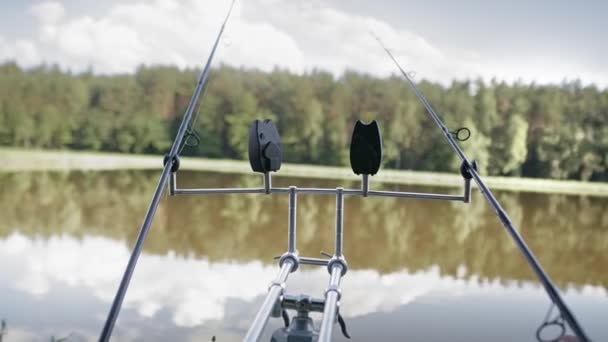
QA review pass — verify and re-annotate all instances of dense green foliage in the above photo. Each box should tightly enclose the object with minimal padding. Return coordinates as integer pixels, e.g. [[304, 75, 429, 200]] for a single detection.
[[1, 62, 607, 181]]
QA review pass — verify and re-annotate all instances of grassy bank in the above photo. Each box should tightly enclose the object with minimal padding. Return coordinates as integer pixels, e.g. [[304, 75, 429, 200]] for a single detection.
[[2, 148, 608, 197]]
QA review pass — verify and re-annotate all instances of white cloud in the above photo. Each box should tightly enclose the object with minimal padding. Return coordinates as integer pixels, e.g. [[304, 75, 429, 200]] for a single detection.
[[0, 37, 40, 66], [0, 0, 606, 85], [29, 1, 66, 25]]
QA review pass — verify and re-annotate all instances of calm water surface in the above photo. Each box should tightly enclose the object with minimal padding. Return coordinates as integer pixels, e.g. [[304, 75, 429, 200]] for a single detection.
[[0, 170, 606, 341]]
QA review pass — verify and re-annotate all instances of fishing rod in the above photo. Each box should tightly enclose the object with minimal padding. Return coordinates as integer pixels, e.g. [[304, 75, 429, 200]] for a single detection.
[[98, 1, 236, 340], [372, 34, 591, 342]]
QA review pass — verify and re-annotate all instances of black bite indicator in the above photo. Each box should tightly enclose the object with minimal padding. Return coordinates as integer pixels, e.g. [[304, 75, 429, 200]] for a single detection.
[[349, 120, 383, 175], [248, 119, 283, 173]]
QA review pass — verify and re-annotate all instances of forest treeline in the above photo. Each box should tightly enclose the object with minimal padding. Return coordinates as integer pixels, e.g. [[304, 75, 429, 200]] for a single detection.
[[1, 62, 607, 181]]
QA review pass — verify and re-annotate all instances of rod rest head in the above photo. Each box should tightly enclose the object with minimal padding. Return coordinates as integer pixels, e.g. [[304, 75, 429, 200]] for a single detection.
[[163, 154, 180, 173], [249, 119, 282, 173], [460, 159, 478, 180]]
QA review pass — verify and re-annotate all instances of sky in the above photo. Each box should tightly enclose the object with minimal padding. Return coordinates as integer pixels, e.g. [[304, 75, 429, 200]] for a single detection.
[[0, 0, 606, 86]]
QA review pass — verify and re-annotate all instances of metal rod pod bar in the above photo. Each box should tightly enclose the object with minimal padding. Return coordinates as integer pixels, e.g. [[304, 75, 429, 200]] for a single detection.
[[243, 260, 295, 341], [173, 185, 467, 201], [174, 188, 266, 195], [366, 189, 463, 201], [318, 264, 344, 342], [299, 257, 330, 266]]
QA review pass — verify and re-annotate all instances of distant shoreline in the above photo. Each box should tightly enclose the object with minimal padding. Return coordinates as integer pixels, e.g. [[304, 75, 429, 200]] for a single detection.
[[2, 148, 608, 197]]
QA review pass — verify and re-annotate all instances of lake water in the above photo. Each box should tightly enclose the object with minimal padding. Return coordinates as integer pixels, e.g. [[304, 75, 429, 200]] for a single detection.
[[0, 170, 606, 341]]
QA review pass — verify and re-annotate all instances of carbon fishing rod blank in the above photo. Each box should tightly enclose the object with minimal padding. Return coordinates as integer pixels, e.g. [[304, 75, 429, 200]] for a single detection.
[[98, 1, 237, 340]]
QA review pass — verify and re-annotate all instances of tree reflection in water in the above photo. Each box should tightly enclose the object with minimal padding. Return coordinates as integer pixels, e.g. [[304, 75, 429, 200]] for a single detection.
[[0, 170, 606, 289]]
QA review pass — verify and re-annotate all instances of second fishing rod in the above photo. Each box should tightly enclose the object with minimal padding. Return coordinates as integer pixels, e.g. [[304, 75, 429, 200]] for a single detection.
[[98, 1, 237, 340], [372, 34, 590, 342]]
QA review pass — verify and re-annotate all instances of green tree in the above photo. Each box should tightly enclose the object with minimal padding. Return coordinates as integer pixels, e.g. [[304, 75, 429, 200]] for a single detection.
[[1, 62, 607, 181]]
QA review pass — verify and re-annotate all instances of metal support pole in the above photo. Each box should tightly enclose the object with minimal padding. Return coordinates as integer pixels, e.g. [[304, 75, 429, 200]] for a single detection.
[[244, 260, 294, 342], [317, 187, 347, 341], [361, 174, 369, 197], [264, 172, 272, 194], [288, 186, 297, 254], [169, 172, 176, 196], [318, 264, 343, 342], [335, 188, 344, 257], [463, 178, 471, 203]]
